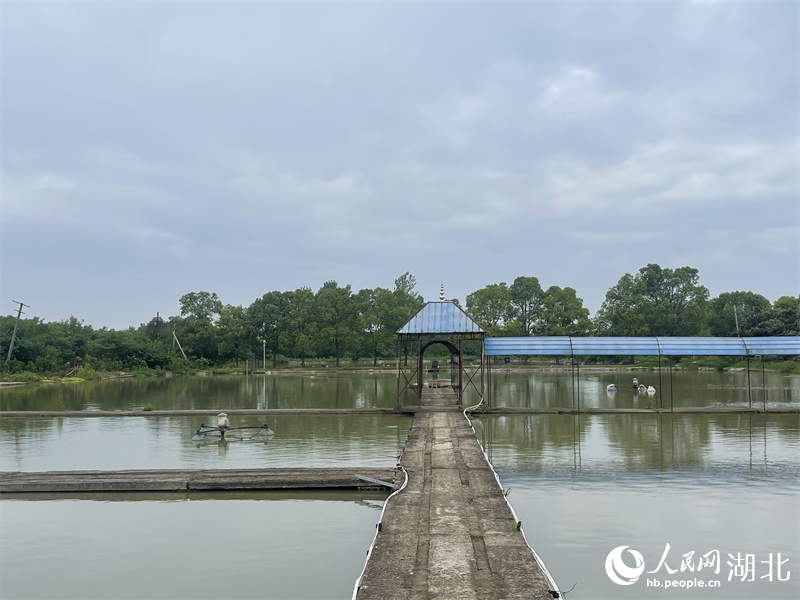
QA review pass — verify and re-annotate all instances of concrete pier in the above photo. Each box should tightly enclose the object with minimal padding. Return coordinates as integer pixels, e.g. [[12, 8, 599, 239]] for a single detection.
[[355, 388, 555, 600], [0, 468, 397, 494]]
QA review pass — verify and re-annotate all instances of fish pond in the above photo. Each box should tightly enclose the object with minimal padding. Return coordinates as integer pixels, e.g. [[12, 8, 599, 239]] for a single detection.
[[1, 370, 797, 599]]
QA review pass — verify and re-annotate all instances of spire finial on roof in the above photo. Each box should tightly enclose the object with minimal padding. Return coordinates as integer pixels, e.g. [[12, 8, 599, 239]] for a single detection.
[[439, 283, 445, 301]]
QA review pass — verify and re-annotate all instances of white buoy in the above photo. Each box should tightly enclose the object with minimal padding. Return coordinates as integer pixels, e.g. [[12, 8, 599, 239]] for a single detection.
[[606, 384, 617, 392], [647, 385, 656, 395], [217, 413, 230, 428]]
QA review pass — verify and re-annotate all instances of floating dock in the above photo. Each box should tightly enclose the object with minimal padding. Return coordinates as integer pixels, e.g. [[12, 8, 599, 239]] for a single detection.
[[354, 388, 556, 599], [0, 468, 397, 494]]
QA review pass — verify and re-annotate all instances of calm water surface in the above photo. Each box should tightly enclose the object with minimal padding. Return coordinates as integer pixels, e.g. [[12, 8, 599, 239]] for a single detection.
[[2, 491, 383, 599], [472, 413, 799, 600], [0, 414, 410, 471], [1, 371, 798, 600], [2, 369, 796, 412]]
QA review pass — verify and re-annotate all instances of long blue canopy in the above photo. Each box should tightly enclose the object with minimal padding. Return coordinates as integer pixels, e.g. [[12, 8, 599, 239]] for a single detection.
[[484, 336, 800, 356]]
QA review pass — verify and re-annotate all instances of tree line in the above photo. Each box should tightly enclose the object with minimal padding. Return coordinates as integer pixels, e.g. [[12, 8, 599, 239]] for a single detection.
[[2, 265, 798, 376]]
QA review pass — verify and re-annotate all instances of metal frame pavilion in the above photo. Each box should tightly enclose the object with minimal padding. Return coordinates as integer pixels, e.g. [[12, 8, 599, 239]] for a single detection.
[[484, 335, 800, 410], [396, 302, 486, 409]]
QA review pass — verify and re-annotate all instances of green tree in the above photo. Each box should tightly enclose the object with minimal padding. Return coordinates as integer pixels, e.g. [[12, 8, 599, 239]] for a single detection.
[[541, 286, 591, 335], [356, 287, 397, 366], [595, 264, 709, 336], [390, 273, 426, 366], [316, 284, 357, 367], [286, 287, 317, 367], [248, 291, 291, 368], [466, 283, 511, 336], [179, 291, 223, 360], [392, 272, 425, 320], [216, 304, 249, 367], [742, 296, 800, 336], [709, 291, 771, 337], [509, 276, 544, 335]]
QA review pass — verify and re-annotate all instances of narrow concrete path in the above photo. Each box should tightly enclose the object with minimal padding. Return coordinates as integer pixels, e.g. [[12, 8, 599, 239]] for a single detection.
[[355, 389, 555, 600], [0, 468, 396, 494]]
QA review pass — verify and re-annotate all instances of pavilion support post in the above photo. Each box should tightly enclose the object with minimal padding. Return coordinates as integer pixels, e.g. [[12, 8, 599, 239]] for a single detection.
[[458, 339, 464, 405], [480, 339, 485, 407], [417, 339, 423, 405], [395, 339, 401, 411]]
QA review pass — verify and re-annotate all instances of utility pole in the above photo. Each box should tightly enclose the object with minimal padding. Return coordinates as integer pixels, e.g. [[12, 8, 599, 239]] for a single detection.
[[172, 329, 187, 359], [5, 300, 29, 371]]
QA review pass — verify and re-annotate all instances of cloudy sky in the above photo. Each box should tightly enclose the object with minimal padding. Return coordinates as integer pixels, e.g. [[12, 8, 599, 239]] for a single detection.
[[2, 2, 797, 329]]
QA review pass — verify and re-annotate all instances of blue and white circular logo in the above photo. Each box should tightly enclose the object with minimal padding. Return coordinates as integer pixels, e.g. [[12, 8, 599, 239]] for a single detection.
[[605, 545, 645, 585]]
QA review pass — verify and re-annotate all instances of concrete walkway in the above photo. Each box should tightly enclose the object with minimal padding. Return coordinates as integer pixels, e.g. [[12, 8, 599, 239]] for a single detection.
[[355, 389, 555, 600], [0, 468, 397, 494]]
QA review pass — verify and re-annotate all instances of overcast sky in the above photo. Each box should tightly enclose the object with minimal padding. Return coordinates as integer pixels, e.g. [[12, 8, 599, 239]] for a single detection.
[[2, 2, 798, 330]]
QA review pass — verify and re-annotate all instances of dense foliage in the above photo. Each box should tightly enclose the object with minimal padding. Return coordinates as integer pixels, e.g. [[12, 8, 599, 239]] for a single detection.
[[2, 265, 798, 375]]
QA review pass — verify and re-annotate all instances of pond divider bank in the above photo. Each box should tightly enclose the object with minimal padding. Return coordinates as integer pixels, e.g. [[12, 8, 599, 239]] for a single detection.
[[354, 388, 557, 600], [0, 468, 398, 494], [0, 405, 795, 418]]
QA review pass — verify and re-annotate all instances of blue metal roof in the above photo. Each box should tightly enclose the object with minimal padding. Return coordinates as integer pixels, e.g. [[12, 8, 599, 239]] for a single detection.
[[570, 337, 660, 356], [484, 336, 800, 356], [484, 336, 572, 355], [656, 337, 747, 356], [742, 337, 800, 355], [398, 302, 485, 335]]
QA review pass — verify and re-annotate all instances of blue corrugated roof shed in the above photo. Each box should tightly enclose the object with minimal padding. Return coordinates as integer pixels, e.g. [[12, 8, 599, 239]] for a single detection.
[[743, 337, 800, 355], [570, 337, 660, 355], [485, 336, 800, 356], [398, 302, 484, 335]]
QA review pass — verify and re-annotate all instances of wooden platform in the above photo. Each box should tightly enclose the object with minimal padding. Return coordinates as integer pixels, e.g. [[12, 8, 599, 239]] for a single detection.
[[0, 468, 398, 494], [354, 389, 555, 600]]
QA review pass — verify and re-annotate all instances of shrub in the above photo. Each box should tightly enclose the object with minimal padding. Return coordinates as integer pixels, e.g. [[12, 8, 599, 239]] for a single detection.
[[9, 371, 42, 383], [76, 367, 100, 380]]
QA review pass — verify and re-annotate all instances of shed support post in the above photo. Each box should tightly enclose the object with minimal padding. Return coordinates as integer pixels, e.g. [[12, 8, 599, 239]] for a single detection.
[[746, 355, 752, 408]]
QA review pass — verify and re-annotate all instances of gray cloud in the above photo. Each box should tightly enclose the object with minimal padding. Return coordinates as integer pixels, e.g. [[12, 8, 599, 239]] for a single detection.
[[2, 2, 797, 328]]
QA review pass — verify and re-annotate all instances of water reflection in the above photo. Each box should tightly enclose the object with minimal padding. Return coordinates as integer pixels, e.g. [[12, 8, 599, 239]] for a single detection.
[[472, 413, 799, 599], [0, 372, 401, 412], [3, 370, 797, 412], [0, 414, 411, 472], [1, 492, 386, 599], [478, 369, 799, 409], [473, 413, 799, 482]]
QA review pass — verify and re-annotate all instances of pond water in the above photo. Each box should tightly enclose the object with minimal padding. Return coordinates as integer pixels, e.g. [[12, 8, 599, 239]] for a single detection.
[[1, 491, 383, 599], [471, 413, 799, 599], [1, 370, 797, 599], [1, 368, 795, 412], [0, 414, 410, 472]]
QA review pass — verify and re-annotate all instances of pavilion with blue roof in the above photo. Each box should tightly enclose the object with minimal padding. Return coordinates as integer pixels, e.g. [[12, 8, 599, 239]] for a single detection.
[[396, 301, 485, 408]]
